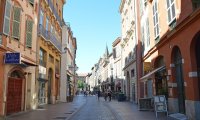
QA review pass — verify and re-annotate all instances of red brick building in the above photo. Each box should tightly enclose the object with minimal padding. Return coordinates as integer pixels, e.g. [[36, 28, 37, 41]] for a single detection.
[[136, 0, 200, 119], [0, 0, 7, 117]]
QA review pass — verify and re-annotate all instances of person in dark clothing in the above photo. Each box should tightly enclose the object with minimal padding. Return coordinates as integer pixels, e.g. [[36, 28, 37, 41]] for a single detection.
[[104, 91, 108, 101], [97, 90, 101, 101], [108, 90, 112, 101]]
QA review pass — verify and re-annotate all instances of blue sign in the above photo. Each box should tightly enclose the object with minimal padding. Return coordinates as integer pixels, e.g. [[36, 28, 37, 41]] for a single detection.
[[4, 53, 21, 64]]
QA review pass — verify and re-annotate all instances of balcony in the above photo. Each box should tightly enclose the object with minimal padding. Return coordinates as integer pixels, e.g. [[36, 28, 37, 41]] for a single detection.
[[39, 24, 61, 52], [48, 0, 63, 26], [38, 24, 49, 40], [49, 32, 62, 52]]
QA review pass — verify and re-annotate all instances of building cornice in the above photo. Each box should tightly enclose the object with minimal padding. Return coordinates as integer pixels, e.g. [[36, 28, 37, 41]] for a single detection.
[[112, 37, 121, 47]]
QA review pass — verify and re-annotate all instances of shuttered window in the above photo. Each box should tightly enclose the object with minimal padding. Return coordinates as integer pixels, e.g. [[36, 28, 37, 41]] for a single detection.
[[0, 34, 2, 45], [26, 20, 33, 48], [3, 0, 12, 35], [12, 6, 21, 39], [29, 0, 34, 6]]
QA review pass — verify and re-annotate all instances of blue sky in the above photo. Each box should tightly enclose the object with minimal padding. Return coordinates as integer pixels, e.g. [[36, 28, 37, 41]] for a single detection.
[[63, 0, 121, 73]]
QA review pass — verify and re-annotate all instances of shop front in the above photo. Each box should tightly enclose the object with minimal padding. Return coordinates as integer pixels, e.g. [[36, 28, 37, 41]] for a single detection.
[[4, 53, 37, 115]]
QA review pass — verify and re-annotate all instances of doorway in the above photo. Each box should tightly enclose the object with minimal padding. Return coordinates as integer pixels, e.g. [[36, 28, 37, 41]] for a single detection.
[[7, 70, 23, 115], [196, 38, 200, 99], [48, 68, 53, 104], [173, 47, 185, 113], [127, 72, 130, 100]]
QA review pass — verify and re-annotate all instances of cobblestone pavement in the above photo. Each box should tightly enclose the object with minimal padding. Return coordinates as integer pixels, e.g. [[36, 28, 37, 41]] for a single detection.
[[105, 98, 168, 120], [6, 95, 86, 120], [70, 96, 168, 120], [68, 96, 119, 120], [6, 95, 169, 120]]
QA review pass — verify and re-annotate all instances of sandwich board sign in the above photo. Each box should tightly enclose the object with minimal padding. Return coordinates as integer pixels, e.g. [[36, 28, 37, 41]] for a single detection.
[[154, 95, 168, 118]]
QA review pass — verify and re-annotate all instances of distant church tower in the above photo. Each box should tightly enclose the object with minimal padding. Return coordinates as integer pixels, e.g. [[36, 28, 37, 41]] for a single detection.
[[104, 45, 109, 58]]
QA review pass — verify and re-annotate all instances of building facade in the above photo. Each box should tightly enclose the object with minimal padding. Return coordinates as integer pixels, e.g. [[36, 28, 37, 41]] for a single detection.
[[119, 0, 138, 102], [112, 38, 124, 93], [36, 0, 65, 105], [0, 0, 7, 116], [1, 0, 38, 116], [65, 25, 77, 97], [136, 0, 200, 119]]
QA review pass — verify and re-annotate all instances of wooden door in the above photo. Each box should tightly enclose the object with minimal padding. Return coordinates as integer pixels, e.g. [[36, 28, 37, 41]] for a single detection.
[[7, 77, 22, 115]]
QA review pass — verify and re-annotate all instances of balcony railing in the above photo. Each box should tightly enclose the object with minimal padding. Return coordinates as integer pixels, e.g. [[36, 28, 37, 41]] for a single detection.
[[48, 0, 63, 26], [38, 24, 49, 40], [49, 32, 62, 52], [39, 24, 62, 52]]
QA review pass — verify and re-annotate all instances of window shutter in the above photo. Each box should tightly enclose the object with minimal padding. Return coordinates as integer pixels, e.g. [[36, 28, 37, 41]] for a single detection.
[[29, 0, 34, 6], [0, 34, 2, 45], [3, 0, 12, 35], [12, 6, 21, 39], [26, 20, 33, 48]]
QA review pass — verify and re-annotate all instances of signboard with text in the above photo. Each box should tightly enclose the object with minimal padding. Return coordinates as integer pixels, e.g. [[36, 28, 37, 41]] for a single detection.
[[4, 53, 21, 64]]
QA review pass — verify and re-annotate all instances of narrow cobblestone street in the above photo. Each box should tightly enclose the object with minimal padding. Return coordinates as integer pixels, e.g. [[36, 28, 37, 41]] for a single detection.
[[68, 96, 119, 120], [6, 95, 169, 120]]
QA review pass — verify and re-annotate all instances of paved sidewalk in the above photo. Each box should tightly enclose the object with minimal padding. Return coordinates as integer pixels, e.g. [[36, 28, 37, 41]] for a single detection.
[[6, 95, 86, 120], [103, 98, 168, 120]]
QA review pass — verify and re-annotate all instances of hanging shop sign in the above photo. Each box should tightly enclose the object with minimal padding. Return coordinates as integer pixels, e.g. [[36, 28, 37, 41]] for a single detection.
[[4, 52, 21, 64]]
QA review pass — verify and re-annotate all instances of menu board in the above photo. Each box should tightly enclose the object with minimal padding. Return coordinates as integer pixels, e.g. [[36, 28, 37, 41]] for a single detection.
[[154, 95, 168, 118]]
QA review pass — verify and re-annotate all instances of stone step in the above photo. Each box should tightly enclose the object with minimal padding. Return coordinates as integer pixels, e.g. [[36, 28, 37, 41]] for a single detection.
[[168, 113, 188, 120]]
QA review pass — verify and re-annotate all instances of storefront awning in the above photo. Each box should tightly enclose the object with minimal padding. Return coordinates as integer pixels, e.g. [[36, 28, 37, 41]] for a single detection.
[[21, 60, 37, 67], [140, 66, 165, 80]]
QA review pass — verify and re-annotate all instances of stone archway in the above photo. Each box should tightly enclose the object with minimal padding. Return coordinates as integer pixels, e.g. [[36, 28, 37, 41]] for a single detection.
[[48, 68, 53, 104], [172, 46, 185, 113], [7, 69, 24, 115], [190, 32, 200, 100], [196, 36, 200, 99]]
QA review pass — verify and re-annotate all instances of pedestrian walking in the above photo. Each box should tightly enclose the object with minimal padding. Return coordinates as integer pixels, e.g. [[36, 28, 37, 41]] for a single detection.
[[104, 91, 108, 101], [108, 90, 112, 101], [97, 90, 101, 101]]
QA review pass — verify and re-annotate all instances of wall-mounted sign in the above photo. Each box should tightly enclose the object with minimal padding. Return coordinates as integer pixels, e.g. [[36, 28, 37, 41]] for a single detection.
[[4, 52, 21, 64], [39, 65, 46, 74]]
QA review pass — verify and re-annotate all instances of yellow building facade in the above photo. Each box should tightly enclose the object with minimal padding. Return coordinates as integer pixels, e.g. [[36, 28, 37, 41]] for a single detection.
[[36, 0, 65, 105]]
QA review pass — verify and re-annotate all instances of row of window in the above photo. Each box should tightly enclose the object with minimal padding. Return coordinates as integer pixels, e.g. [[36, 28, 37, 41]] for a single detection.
[[125, 50, 136, 65], [3, 0, 34, 48], [140, 0, 176, 54], [39, 48, 60, 68], [39, 10, 61, 41]]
